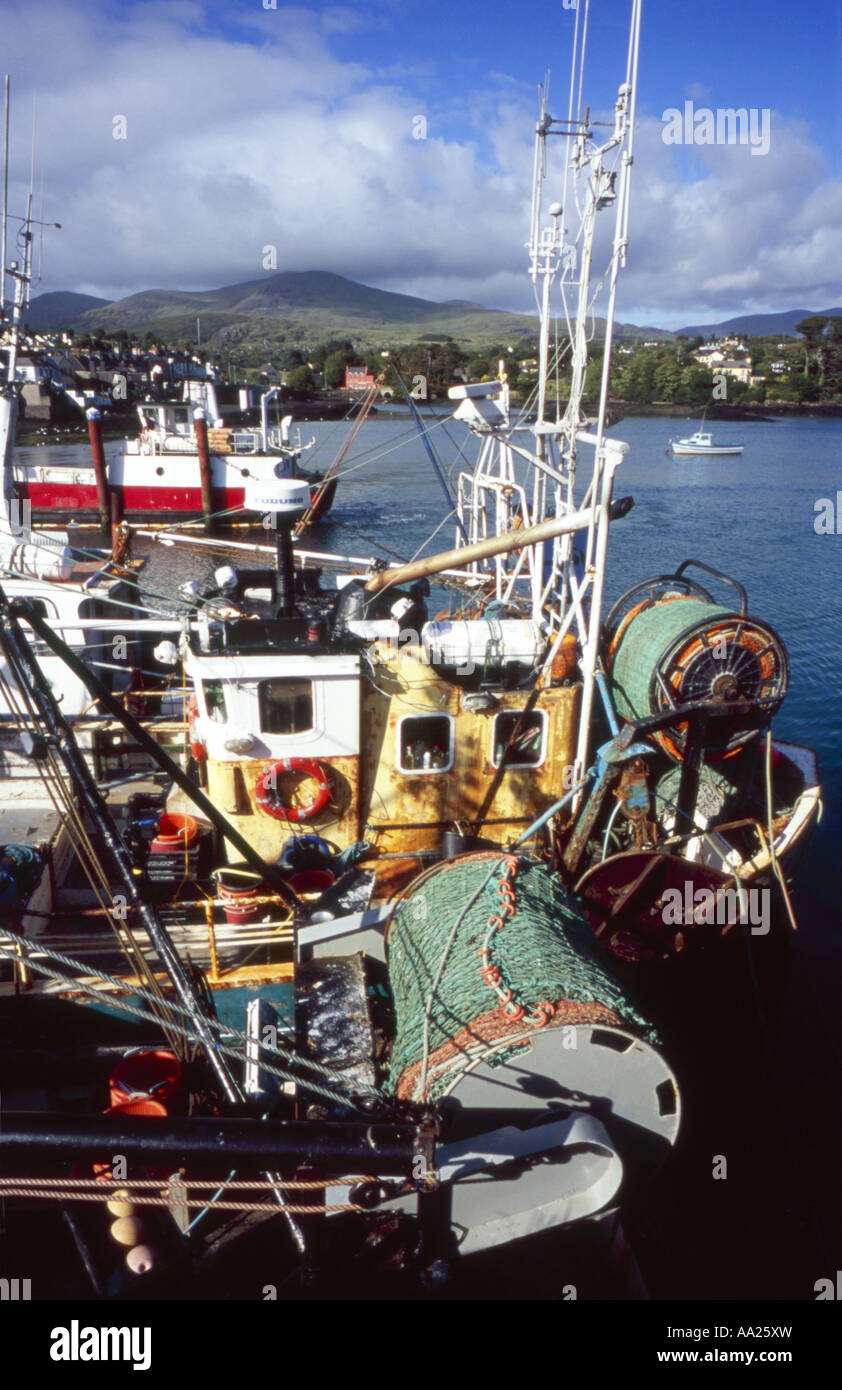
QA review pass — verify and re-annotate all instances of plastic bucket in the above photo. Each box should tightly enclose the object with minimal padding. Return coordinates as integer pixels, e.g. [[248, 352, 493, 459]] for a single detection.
[[289, 868, 335, 895], [108, 1050, 183, 1108], [104, 1097, 168, 1119], [150, 813, 198, 852], [214, 866, 264, 925]]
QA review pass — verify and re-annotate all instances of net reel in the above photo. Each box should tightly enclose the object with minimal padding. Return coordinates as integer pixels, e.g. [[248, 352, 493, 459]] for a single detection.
[[603, 561, 788, 761]]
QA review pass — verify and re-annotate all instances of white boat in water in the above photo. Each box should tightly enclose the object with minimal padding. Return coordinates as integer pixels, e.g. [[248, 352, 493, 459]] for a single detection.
[[669, 429, 744, 456]]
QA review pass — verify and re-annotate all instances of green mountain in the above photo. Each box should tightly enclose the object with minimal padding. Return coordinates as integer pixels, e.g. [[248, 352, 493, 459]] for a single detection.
[[23, 290, 112, 330], [64, 270, 669, 351], [676, 307, 842, 339]]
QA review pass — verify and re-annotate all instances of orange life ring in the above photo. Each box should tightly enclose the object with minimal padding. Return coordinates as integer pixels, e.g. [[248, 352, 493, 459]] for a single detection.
[[255, 758, 332, 822]]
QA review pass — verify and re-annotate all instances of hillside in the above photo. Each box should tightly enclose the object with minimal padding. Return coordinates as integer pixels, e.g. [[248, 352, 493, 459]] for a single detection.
[[59, 270, 669, 350], [23, 290, 112, 330], [677, 307, 842, 339], [25, 275, 842, 352]]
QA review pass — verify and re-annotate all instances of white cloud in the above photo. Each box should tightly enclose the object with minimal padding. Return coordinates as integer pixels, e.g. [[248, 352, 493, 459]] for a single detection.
[[1, 2, 838, 330], [618, 115, 842, 325]]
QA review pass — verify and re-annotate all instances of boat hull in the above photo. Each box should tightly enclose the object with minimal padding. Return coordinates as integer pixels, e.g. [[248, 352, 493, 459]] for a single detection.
[[670, 444, 744, 456], [14, 475, 336, 525]]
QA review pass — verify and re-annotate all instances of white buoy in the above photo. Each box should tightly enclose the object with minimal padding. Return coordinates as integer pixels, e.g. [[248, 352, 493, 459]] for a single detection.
[[153, 639, 179, 667], [214, 564, 237, 591], [126, 1244, 157, 1275]]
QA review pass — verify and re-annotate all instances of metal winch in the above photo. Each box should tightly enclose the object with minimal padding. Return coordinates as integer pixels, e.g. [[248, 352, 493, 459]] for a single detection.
[[604, 560, 788, 760]]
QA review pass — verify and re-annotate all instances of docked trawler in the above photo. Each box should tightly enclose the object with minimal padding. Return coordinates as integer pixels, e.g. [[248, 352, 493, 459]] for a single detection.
[[0, 0, 821, 1298], [11, 382, 337, 526]]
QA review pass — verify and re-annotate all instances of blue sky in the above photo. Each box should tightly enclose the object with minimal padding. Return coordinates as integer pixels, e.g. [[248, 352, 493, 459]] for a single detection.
[[217, 0, 842, 171], [2, 0, 840, 327]]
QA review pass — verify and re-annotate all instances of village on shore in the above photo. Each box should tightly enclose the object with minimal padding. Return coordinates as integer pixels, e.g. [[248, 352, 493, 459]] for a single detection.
[[3, 311, 840, 437]]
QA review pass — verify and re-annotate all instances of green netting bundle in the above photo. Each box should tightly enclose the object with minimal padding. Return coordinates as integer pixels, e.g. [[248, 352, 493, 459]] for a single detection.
[[387, 852, 658, 1102]]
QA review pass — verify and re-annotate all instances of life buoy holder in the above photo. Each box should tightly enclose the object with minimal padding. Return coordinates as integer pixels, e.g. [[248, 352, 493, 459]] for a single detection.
[[255, 758, 332, 822]]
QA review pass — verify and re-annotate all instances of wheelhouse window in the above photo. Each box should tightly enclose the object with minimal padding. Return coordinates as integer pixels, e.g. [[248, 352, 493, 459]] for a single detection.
[[258, 679, 313, 735], [78, 598, 111, 620], [398, 714, 454, 774], [203, 680, 228, 724], [491, 710, 546, 769]]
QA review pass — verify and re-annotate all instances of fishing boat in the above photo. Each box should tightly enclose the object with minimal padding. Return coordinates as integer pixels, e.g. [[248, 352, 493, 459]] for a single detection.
[[0, 186, 191, 770], [0, 3, 822, 1299], [1, 204, 339, 531], [9, 387, 339, 527], [669, 429, 744, 456]]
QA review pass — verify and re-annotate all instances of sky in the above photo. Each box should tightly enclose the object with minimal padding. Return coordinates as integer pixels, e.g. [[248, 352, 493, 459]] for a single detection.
[[1, 0, 840, 329]]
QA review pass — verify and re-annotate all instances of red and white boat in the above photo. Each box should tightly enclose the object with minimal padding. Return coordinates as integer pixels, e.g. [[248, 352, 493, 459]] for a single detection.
[[12, 387, 336, 526]]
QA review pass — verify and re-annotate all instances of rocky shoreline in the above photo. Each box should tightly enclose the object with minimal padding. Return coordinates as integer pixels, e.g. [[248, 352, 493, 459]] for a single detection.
[[608, 400, 842, 421]]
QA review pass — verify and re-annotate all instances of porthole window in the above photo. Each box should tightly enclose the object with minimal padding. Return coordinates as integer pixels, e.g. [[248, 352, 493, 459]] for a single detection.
[[398, 714, 454, 774], [258, 678, 313, 735], [203, 680, 228, 724], [491, 710, 546, 769]]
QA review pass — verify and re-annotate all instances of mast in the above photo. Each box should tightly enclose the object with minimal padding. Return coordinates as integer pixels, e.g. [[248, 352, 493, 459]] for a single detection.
[[566, 0, 643, 797], [1, 90, 61, 535], [1, 74, 8, 317], [1, 198, 33, 529], [449, 0, 643, 807]]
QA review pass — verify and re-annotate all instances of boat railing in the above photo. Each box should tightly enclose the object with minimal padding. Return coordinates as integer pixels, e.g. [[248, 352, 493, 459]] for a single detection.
[[228, 432, 262, 455]]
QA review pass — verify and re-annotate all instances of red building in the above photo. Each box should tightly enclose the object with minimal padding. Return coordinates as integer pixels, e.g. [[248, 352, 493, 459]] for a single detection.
[[343, 364, 376, 391]]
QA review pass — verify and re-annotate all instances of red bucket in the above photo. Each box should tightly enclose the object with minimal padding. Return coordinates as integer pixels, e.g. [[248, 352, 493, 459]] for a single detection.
[[289, 868, 335, 895], [104, 1097, 168, 1119], [150, 812, 197, 852], [214, 867, 264, 924], [108, 1050, 183, 1108]]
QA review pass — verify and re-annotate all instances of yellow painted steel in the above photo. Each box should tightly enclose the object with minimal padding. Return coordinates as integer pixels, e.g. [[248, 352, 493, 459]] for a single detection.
[[204, 644, 580, 902]]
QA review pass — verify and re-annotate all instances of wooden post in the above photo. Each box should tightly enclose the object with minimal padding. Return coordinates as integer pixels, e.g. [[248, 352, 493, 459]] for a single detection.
[[193, 407, 213, 532], [86, 407, 110, 537]]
